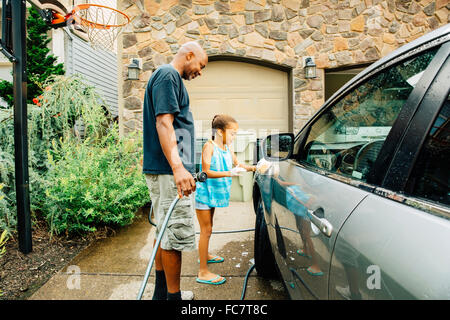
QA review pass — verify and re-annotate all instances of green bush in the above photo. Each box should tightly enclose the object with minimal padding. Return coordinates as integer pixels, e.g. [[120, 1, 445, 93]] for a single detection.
[[43, 128, 148, 235], [0, 6, 64, 108], [0, 229, 8, 296], [0, 75, 148, 236], [0, 182, 15, 234]]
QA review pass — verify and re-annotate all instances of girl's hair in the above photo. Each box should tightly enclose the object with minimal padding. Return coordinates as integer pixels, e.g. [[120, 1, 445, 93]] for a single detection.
[[211, 114, 237, 140]]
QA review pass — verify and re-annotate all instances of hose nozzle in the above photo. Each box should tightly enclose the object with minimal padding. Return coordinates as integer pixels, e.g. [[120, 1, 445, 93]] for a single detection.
[[193, 171, 207, 182]]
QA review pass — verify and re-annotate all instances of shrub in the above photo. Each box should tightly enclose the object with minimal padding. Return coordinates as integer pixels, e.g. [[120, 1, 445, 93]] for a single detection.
[[0, 229, 8, 296], [43, 128, 148, 235], [0, 6, 64, 108], [0, 182, 15, 234], [0, 74, 148, 236]]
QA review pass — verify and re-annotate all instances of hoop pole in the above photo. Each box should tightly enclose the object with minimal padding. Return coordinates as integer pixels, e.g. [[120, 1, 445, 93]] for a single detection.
[[12, 0, 32, 254]]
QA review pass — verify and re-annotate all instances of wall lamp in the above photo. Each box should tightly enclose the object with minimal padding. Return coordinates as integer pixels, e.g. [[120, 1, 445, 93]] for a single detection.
[[304, 57, 317, 79], [127, 58, 141, 80]]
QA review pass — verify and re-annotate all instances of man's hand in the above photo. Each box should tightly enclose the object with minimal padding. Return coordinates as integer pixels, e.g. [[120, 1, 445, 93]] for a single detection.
[[173, 165, 196, 197]]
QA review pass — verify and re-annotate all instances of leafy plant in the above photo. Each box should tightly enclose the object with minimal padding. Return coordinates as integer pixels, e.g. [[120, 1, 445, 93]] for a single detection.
[[0, 74, 106, 231], [0, 6, 64, 108], [0, 229, 8, 257], [43, 128, 148, 235], [0, 182, 15, 234], [1, 74, 147, 237], [0, 229, 8, 296]]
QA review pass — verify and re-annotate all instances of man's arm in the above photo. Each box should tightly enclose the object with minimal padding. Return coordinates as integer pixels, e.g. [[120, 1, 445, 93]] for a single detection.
[[156, 113, 196, 197]]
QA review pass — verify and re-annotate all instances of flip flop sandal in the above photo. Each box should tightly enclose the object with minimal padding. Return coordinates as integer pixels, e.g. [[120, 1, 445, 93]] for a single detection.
[[196, 275, 226, 285], [297, 249, 311, 259], [207, 255, 224, 263], [306, 267, 324, 276], [198, 256, 225, 264]]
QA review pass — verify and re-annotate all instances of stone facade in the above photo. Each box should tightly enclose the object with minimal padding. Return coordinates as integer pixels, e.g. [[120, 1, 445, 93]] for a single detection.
[[119, 0, 449, 134]]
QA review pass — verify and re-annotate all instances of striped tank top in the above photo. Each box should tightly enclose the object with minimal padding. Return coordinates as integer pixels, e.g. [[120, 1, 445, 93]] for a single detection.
[[195, 140, 233, 208]]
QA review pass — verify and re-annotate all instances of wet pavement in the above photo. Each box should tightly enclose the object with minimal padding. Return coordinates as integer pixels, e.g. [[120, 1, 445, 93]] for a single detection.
[[30, 201, 289, 300]]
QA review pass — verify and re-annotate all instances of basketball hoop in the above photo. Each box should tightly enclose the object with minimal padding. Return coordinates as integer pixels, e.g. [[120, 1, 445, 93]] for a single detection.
[[68, 4, 130, 51]]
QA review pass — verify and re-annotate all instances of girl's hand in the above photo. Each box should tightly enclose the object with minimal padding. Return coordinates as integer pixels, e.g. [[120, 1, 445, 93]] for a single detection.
[[230, 166, 246, 176], [237, 163, 256, 172]]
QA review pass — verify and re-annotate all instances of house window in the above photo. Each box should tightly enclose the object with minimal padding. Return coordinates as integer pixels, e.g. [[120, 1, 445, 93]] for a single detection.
[[324, 65, 371, 101]]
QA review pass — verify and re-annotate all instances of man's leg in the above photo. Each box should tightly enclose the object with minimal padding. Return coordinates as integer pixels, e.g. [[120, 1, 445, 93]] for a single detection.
[[152, 240, 167, 300], [161, 248, 182, 299], [154, 240, 163, 270], [158, 175, 196, 300], [144, 175, 168, 300]]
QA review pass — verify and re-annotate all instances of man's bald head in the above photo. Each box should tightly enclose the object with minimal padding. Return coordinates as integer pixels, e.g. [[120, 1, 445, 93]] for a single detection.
[[178, 41, 208, 61], [171, 41, 208, 81]]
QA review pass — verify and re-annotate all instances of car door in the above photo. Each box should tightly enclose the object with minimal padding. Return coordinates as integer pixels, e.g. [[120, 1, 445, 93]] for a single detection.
[[329, 41, 450, 300], [271, 43, 442, 300]]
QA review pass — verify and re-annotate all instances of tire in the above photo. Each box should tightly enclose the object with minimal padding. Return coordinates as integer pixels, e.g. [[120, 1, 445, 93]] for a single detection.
[[254, 197, 278, 278]]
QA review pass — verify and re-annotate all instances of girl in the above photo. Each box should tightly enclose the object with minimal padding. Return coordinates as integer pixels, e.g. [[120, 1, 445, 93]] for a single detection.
[[195, 114, 256, 285]]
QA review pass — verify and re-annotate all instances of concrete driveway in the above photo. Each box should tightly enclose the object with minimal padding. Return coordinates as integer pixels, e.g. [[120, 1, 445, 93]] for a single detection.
[[30, 201, 289, 300]]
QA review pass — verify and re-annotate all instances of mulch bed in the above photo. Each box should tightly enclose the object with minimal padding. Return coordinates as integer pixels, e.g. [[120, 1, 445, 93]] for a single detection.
[[0, 219, 99, 300]]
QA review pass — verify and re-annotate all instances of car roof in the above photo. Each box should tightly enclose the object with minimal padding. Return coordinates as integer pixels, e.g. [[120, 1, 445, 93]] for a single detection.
[[322, 23, 450, 112]]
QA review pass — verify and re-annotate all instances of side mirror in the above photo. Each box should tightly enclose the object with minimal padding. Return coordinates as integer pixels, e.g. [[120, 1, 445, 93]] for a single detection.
[[262, 133, 294, 161]]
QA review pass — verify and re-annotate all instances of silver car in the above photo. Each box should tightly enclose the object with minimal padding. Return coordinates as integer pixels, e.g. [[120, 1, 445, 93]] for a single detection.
[[253, 24, 450, 300]]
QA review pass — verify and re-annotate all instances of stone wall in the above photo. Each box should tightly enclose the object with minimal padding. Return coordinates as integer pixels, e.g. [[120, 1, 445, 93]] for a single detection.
[[119, 0, 449, 134]]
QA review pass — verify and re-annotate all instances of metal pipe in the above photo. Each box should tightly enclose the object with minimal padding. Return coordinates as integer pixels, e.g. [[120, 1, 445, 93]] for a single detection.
[[12, 0, 32, 254], [0, 42, 16, 62]]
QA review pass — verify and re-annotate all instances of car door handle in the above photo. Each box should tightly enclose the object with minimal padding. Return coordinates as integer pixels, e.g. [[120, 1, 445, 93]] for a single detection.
[[308, 209, 333, 237]]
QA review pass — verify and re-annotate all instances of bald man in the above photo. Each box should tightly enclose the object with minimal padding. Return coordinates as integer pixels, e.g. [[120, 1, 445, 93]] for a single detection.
[[143, 41, 208, 300]]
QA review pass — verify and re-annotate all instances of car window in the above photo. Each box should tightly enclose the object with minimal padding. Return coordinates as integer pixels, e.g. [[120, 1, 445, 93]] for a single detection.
[[297, 48, 438, 183], [409, 96, 450, 206]]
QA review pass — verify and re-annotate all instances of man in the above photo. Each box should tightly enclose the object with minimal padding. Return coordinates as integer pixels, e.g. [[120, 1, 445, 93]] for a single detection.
[[142, 41, 208, 300]]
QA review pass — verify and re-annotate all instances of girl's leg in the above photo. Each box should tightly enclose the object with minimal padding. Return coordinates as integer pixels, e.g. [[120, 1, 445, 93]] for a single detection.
[[207, 208, 217, 261], [197, 208, 212, 271], [202, 208, 222, 261], [196, 208, 224, 283]]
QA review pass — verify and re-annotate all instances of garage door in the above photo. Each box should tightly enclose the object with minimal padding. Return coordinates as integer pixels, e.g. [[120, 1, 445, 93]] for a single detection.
[[184, 60, 289, 139]]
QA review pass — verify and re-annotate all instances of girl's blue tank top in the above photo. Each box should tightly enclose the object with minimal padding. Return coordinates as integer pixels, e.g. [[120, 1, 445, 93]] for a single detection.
[[195, 140, 233, 208]]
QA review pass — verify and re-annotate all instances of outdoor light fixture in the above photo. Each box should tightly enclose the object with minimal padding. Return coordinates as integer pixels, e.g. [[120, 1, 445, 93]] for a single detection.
[[304, 57, 317, 79], [127, 58, 141, 80]]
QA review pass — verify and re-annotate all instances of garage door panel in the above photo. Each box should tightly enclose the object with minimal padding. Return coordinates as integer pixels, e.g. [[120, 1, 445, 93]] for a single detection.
[[190, 99, 222, 119], [226, 99, 257, 118], [185, 61, 289, 138], [257, 99, 286, 119]]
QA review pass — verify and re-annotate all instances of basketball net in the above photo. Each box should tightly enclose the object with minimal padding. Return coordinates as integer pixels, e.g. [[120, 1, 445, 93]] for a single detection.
[[71, 4, 130, 51]]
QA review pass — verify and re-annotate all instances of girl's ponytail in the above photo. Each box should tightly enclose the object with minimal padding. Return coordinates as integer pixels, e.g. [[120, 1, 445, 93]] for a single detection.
[[212, 115, 219, 140]]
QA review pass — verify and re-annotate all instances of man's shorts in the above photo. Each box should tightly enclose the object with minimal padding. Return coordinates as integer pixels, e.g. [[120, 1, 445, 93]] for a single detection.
[[145, 174, 196, 252]]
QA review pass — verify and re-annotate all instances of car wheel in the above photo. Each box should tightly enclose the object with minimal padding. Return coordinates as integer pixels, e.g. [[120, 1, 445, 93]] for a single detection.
[[254, 196, 278, 278]]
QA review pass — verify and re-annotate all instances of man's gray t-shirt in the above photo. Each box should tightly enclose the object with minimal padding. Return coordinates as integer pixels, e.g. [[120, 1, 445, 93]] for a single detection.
[[143, 64, 195, 174]]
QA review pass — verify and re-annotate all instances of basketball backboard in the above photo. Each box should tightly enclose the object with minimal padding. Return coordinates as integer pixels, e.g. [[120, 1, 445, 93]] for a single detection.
[[28, 0, 69, 15]]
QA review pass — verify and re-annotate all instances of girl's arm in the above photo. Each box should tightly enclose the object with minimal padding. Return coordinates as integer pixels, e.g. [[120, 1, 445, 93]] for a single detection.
[[202, 141, 232, 178], [229, 144, 256, 172]]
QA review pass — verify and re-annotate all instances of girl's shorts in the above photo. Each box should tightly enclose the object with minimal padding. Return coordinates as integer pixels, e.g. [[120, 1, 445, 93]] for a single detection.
[[195, 200, 213, 211]]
